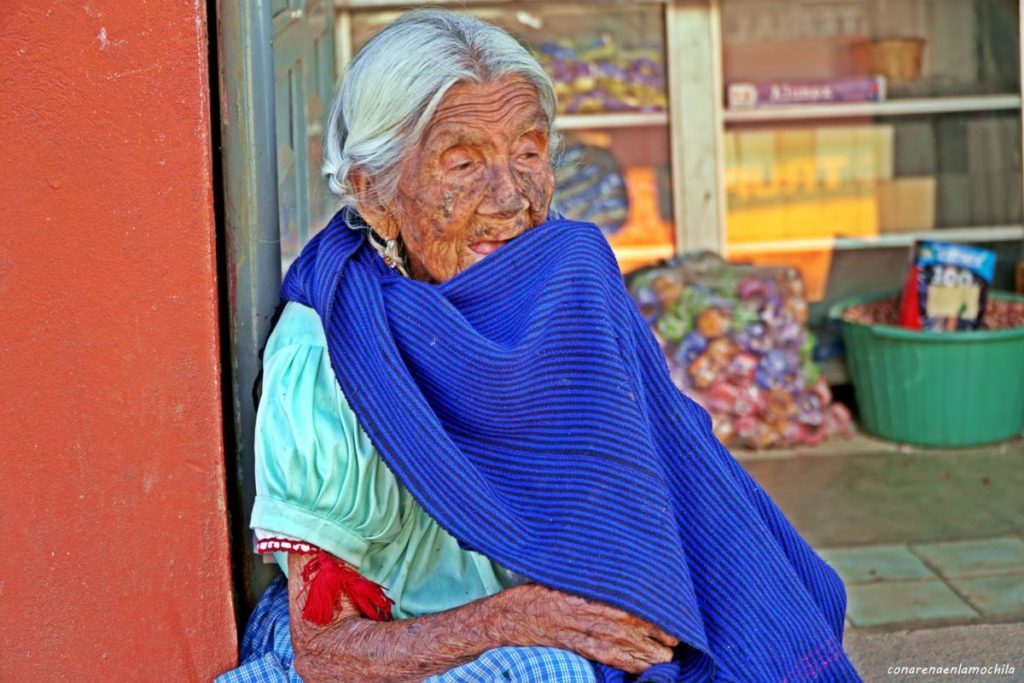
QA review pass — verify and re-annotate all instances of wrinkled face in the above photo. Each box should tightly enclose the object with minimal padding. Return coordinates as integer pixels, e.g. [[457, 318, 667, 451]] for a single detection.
[[392, 76, 556, 282]]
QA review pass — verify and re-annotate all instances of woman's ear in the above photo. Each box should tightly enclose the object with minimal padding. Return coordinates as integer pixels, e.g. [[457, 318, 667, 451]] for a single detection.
[[349, 168, 400, 240]]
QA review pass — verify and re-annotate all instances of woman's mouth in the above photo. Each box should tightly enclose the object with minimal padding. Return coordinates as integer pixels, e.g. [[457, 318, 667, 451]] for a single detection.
[[469, 240, 508, 256]]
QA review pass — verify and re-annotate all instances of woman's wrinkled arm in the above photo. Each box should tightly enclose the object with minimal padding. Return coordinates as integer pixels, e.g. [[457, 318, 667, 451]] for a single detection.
[[287, 553, 679, 683]]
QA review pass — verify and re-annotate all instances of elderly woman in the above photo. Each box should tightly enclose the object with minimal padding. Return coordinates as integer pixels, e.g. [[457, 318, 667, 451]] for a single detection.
[[221, 9, 858, 683]]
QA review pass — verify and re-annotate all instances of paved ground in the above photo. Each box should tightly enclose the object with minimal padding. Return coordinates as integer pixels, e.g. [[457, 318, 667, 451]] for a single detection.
[[736, 434, 1024, 681], [845, 624, 1024, 682]]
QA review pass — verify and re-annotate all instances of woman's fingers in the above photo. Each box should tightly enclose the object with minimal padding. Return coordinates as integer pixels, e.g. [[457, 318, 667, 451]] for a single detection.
[[525, 586, 681, 672], [638, 620, 680, 648], [577, 602, 680, 648], [607, 621, 676, 662], [567, 611, 675, 671], [580, 637, 674, 675]]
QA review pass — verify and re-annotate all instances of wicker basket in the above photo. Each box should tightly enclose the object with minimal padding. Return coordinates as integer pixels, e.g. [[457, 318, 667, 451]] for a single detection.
[[851, 38, 924, 82]]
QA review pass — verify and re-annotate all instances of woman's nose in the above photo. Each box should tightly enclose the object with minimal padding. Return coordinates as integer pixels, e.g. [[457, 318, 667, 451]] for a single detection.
[[482, 162, 527, 217]]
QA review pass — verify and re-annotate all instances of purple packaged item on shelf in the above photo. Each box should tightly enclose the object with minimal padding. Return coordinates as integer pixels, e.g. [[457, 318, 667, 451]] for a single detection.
[[727, 76, 886, 109]]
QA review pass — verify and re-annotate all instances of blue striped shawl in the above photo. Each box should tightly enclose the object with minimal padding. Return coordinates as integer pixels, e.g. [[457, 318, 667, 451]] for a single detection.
[[281, 211, 859, 682]]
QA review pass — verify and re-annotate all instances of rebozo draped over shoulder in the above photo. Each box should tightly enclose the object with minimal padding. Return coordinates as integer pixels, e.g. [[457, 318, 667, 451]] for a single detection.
[[280, 210, 860, 682]]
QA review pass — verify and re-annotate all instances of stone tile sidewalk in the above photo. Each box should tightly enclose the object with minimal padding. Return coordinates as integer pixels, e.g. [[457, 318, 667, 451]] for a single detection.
[[737, 433, 1024, 677], [846, 623, 1023, 682], [819, 536, 1024, 629]]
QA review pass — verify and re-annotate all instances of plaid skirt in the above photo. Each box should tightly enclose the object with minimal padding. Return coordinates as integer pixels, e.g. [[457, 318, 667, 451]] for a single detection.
[[215, 576, 597, 682]]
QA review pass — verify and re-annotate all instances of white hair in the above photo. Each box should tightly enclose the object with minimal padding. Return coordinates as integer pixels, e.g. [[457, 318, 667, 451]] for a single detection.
[[322, 8, 560, 218]]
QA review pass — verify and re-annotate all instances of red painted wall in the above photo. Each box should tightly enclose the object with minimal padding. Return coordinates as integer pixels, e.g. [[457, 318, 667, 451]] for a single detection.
[[0, 2, 237, 680]]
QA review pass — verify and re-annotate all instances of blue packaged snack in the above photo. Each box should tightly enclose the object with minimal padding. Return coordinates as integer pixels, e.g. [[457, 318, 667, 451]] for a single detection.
[[903, 241, 996, 332]]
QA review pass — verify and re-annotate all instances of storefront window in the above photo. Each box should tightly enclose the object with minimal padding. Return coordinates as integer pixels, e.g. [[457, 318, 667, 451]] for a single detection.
[[275, 1, 335, 270], [720, 0, 1021, 300]]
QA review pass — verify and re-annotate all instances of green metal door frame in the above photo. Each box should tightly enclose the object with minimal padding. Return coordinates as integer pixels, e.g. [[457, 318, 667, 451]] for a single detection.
[[217, 0, 336, 616], [217, 0, 282, 615]]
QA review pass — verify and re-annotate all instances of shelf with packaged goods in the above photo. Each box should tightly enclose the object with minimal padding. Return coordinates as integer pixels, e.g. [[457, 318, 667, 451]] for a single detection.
[[723, 94, 1023, 124], [726, 225, 1024, 256], [556, 111, 669, 131]]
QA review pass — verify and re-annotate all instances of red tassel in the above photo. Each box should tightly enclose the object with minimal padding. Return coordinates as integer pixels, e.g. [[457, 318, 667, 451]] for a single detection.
[[300, 549, 395, 625], [899, 264, 922, 330]]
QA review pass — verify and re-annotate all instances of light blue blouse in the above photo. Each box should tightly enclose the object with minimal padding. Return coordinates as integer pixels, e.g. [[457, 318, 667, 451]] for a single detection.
[[251, 302, 525, 619]]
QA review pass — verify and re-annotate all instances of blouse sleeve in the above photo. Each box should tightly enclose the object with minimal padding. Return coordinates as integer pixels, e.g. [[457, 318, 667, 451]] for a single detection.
[[251, 304, 403, 571]]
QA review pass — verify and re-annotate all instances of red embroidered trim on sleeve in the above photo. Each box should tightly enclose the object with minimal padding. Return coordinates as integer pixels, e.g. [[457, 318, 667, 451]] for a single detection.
[[256, 537, 318, 555]]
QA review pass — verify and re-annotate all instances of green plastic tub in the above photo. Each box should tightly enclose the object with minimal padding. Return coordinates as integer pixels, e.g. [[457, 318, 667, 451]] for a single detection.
[[831, 291, 1024, 447]]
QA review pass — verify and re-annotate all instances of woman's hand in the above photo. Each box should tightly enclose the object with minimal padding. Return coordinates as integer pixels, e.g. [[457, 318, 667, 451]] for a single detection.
[[493, 583, 679, 674]]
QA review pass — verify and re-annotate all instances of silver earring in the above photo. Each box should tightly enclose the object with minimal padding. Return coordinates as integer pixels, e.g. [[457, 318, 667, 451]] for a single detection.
[[383, 239, 400, 269]]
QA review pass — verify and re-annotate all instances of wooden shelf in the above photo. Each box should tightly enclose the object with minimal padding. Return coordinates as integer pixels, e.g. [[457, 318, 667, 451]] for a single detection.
[[726, 225, 1024, 256], [556, 111, 669, 130], [723, 94, 1022, 124], [611, 243, 676, 261]]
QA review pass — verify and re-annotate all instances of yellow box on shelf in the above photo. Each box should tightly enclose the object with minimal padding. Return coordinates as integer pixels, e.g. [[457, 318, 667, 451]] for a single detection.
[[876, 177, 937, 233], [724, 124, 895, 244], [727, 185, 878, 243]]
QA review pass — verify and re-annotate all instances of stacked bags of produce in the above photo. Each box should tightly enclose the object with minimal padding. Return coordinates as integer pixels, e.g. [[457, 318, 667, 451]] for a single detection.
[[628, 254, 853, 449]]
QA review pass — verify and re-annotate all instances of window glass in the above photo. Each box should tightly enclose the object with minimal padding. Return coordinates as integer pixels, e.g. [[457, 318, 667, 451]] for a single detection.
[[720, 0, 1021, 301]]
